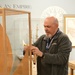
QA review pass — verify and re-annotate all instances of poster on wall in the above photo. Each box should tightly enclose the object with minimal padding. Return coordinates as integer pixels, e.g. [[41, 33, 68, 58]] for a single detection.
[[64, 15, 75, 47]]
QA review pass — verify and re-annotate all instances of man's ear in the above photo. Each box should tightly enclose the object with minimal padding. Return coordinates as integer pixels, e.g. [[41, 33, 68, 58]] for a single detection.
[[56, 24, 59, 28]]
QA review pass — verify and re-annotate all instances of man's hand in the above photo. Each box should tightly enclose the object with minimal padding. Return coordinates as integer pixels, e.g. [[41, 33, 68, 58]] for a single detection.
[[30, 46, 43, 57]]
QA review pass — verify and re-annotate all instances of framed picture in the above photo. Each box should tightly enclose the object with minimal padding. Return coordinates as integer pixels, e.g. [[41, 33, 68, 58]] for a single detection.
[[64, 15, 75, 47]]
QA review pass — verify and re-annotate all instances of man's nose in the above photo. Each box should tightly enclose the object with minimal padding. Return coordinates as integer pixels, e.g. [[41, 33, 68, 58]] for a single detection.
[[45, 27, 48, 31]]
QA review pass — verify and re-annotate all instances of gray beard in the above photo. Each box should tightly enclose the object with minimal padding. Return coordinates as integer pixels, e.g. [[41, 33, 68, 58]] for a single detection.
[[46, 34, 52, 38]]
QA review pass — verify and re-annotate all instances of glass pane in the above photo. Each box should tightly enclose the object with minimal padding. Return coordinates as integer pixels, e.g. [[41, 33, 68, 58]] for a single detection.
[[6, 14, 29, 75]]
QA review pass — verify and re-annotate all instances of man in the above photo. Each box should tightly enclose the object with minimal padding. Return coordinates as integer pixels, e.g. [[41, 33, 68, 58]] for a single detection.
[[24, 16, 72, 75]]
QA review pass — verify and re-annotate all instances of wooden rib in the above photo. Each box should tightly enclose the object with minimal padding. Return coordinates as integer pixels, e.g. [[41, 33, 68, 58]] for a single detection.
[[0, 25, 13, 75]]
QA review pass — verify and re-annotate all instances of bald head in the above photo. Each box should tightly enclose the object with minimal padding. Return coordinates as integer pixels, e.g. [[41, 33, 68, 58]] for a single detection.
[[44, 16, 59, 37], [44, 16, 58, 25]]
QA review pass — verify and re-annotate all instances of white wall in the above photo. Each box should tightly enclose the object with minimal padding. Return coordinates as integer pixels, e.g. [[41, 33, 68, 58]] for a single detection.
[[0, 0, 75, 18]]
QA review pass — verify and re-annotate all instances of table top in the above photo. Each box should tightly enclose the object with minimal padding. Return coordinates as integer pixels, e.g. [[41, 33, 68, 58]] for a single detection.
[[69, 61, 75, 69]]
